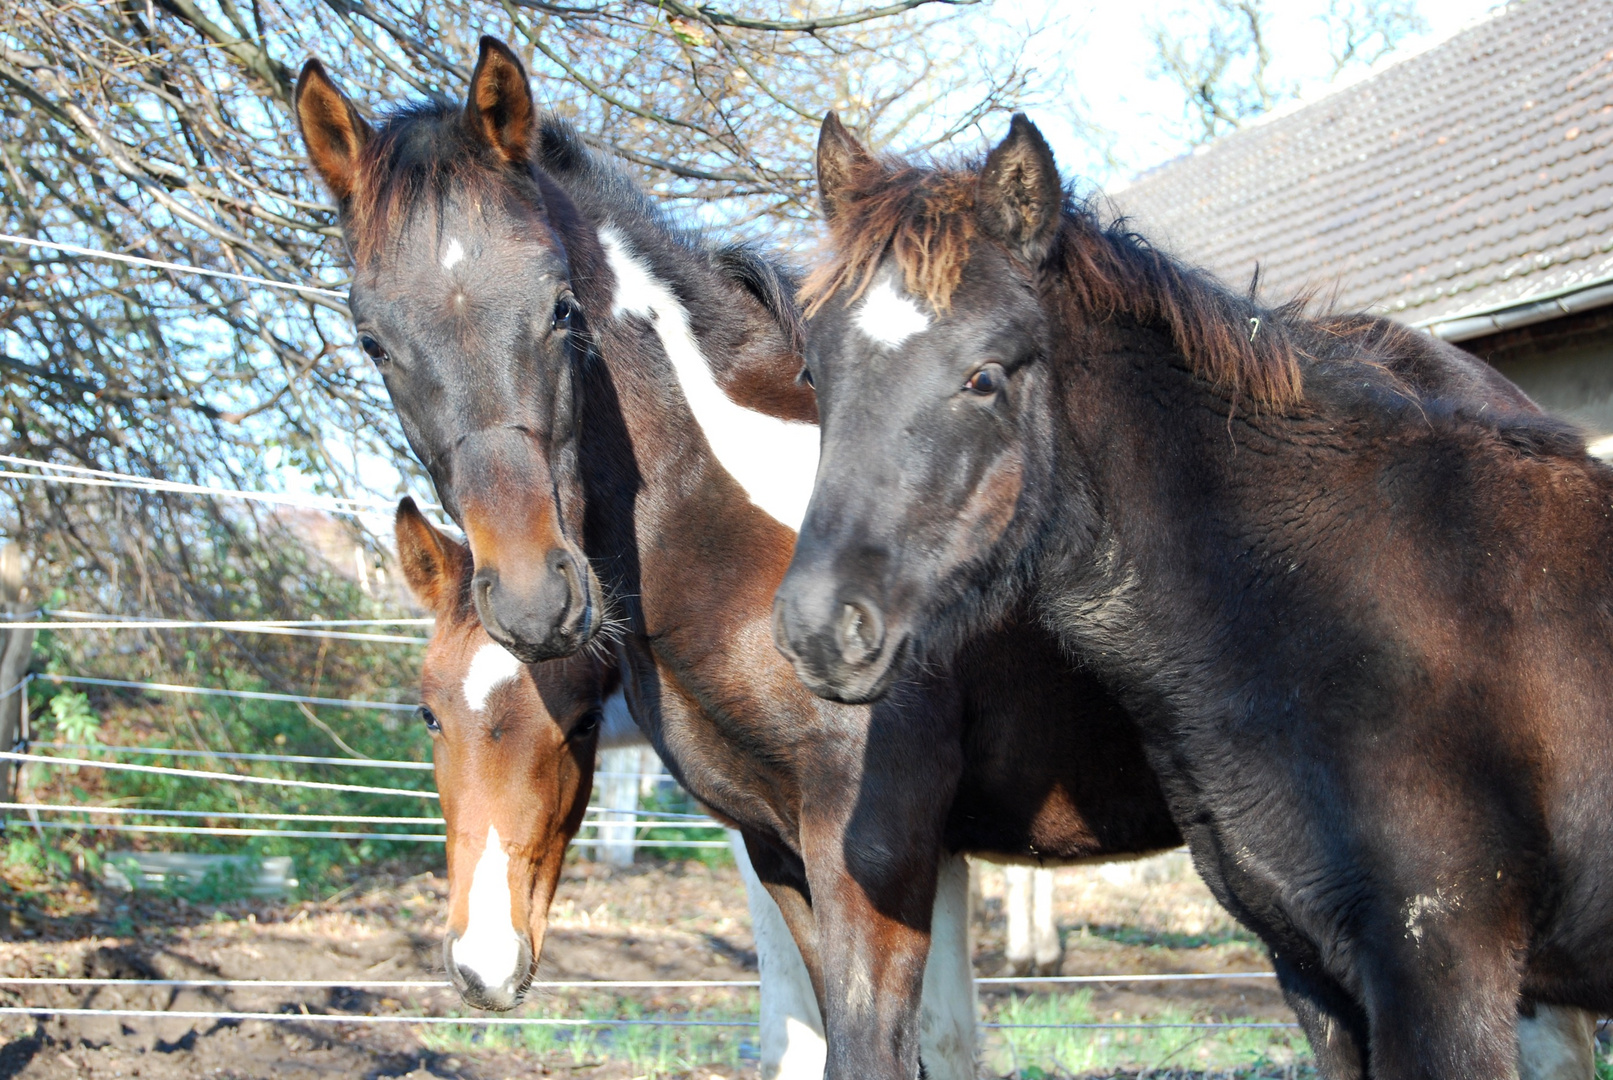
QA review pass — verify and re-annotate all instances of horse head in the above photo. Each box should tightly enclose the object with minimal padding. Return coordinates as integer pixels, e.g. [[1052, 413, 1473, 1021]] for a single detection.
[[399, 497, 607, 1010], [298, 39, 605, 662], [773, 113, 1065, 703]]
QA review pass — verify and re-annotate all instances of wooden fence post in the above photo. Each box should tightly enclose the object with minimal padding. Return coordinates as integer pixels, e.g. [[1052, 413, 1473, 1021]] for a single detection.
[[0, 542, 35, 799]]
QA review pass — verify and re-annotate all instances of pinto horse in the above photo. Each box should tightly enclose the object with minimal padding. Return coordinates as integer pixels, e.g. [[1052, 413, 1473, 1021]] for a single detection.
[[296, 39, 1186, 1080], [773, 112, 1613, 1079], [402, 496, 898, 1079]]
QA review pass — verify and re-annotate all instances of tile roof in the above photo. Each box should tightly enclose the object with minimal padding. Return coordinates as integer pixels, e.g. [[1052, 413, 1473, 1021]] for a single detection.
[[1108, 0, 1613, 331]]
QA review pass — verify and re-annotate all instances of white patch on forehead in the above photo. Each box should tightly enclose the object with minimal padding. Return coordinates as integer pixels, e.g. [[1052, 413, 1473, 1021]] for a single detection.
[[441, 237, 466, 270], [855, 277, 930, 347], [462, 642, 523, 712], [452, 824, 525, 990], [598, 226, 820, 530]]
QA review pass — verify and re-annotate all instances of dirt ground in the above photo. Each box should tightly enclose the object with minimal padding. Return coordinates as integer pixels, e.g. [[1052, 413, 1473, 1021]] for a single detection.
[[0, 851, 1548, 1079]]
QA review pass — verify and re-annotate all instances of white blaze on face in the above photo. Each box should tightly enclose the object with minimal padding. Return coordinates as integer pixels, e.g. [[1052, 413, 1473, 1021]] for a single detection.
[[598, 226, 820, 530], [462, 641, 523, 712], [441, 237, 466, 271], [855, 277, 930, 348], [452, 824, 525, 989]]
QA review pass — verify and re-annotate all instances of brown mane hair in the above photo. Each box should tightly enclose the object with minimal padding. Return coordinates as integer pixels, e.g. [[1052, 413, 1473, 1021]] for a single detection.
[[801, 152, 1309, 408]]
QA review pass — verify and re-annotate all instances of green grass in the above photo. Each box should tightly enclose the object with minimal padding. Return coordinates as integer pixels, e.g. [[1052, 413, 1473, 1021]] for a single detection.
[[986, 991, 1311, 1077], [416, 995, 751, 1076], [1081, 924, 1257, 949], [633, 783, 734, 867], [13, 630, 439, 901]]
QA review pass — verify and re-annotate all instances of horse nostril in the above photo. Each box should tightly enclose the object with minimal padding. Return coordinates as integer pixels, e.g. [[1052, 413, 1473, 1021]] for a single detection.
[[835, 600, 885, 667], [472, 572, 499, 631], [552, 554, 582, 637]]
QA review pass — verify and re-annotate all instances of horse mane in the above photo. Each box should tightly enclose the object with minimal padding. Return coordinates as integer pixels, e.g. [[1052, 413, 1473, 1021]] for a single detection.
[[713, 244, 806, 357], [799, 153, 1310, 407], [535, 116, 807, 354]]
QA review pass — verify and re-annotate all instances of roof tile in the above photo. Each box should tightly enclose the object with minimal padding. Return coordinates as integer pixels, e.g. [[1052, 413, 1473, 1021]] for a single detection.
[[1112, 0, 1613, 325]]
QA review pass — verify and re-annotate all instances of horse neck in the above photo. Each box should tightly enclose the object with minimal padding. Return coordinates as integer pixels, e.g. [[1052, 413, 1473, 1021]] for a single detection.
[[574, 218, 808, 668], [1034, 319, 1303, 686]]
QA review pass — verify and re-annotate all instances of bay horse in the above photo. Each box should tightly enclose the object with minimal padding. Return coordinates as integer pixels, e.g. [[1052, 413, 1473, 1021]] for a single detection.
[[402, 496, 865, 1079], [773, 111, 1613, 1079], [296, 39, 1185, 1080]]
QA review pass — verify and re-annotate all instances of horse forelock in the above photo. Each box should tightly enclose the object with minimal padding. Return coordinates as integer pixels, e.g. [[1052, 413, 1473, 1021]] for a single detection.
[[801, 152, 1314, 408], [801, 160, 979, 317], [346, 102, 551, 266]]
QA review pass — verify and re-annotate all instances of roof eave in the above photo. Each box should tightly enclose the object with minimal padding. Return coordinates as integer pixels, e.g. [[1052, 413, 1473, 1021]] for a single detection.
[[1413, 275, 1613, 343]]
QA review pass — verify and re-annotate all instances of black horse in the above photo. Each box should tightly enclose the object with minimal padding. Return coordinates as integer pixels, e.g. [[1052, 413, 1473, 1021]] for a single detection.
[[774, 112, 1613, 1078], [295, 41, 1184, 1080]]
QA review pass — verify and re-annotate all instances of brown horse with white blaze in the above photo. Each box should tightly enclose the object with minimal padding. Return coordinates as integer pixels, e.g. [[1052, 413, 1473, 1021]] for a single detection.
[[399, 497, 607, 1009]]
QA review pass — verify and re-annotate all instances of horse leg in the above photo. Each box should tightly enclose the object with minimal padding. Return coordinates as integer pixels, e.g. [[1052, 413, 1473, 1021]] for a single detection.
[[917, 854, 977, 1080], [1031, 867, 1060, 975], [1004, 866, 1032, 976], [729, 830, 826, 1080], [1358, 914, 1521, 1080], [805, 850, 937, 1080], [1271, 954, 1367, 1080], [1516, 1003, 1597, 1080]]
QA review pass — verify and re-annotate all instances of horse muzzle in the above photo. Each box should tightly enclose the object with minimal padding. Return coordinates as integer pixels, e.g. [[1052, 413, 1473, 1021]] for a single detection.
[[472, 550, 601, 663], [443, 927, 535, 1011], [771, 572, 905, 705]]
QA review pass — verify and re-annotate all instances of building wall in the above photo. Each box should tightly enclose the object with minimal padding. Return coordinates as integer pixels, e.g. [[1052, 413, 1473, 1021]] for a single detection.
[[1461, 307, 1613, 440]]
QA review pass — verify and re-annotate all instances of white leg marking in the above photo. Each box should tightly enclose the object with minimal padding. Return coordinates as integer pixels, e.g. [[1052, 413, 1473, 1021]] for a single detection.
[[1032, 867, 1060, 969], [729, 831, 825, 1080], [462, 641, 524, 712], [442, 237, 466, 270], [855, 277, 930, 348], [1005, 864, 1031, 969], [919, 854, 978, 1080], [598, 227, 820, 530], [452, 824, 525, 989]]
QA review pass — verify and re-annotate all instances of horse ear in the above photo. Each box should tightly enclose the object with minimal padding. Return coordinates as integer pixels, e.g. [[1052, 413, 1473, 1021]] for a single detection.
[[464, 36, 535, 165], [295, 59, 373, 202], [977, 113, 1062, 265], [395, 497, 469, 618], [817, 112, 875, 222]]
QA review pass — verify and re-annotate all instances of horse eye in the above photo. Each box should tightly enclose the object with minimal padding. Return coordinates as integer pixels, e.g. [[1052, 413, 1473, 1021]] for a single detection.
[[552, 295, 577, 331], [358, 333, 389, 365], [569, 709, 600, 740], [798, 367, 815, 389], [417, 705, 440, 732], [964, 362, 1005, 396]]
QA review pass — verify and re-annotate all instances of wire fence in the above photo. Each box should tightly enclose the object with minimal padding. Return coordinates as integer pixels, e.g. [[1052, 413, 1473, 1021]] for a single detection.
[[0, 454, 442, 518], [0, 675, 1298, 1037]]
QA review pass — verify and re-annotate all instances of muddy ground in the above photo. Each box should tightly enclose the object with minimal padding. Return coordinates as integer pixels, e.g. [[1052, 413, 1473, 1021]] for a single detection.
[[1, 852, 1567, 1079]]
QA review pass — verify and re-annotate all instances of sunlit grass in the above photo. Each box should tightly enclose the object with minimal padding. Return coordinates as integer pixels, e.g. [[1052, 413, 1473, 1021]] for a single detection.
[[415, 994, 750, 1078], [985, 990, 1312, 1077]]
